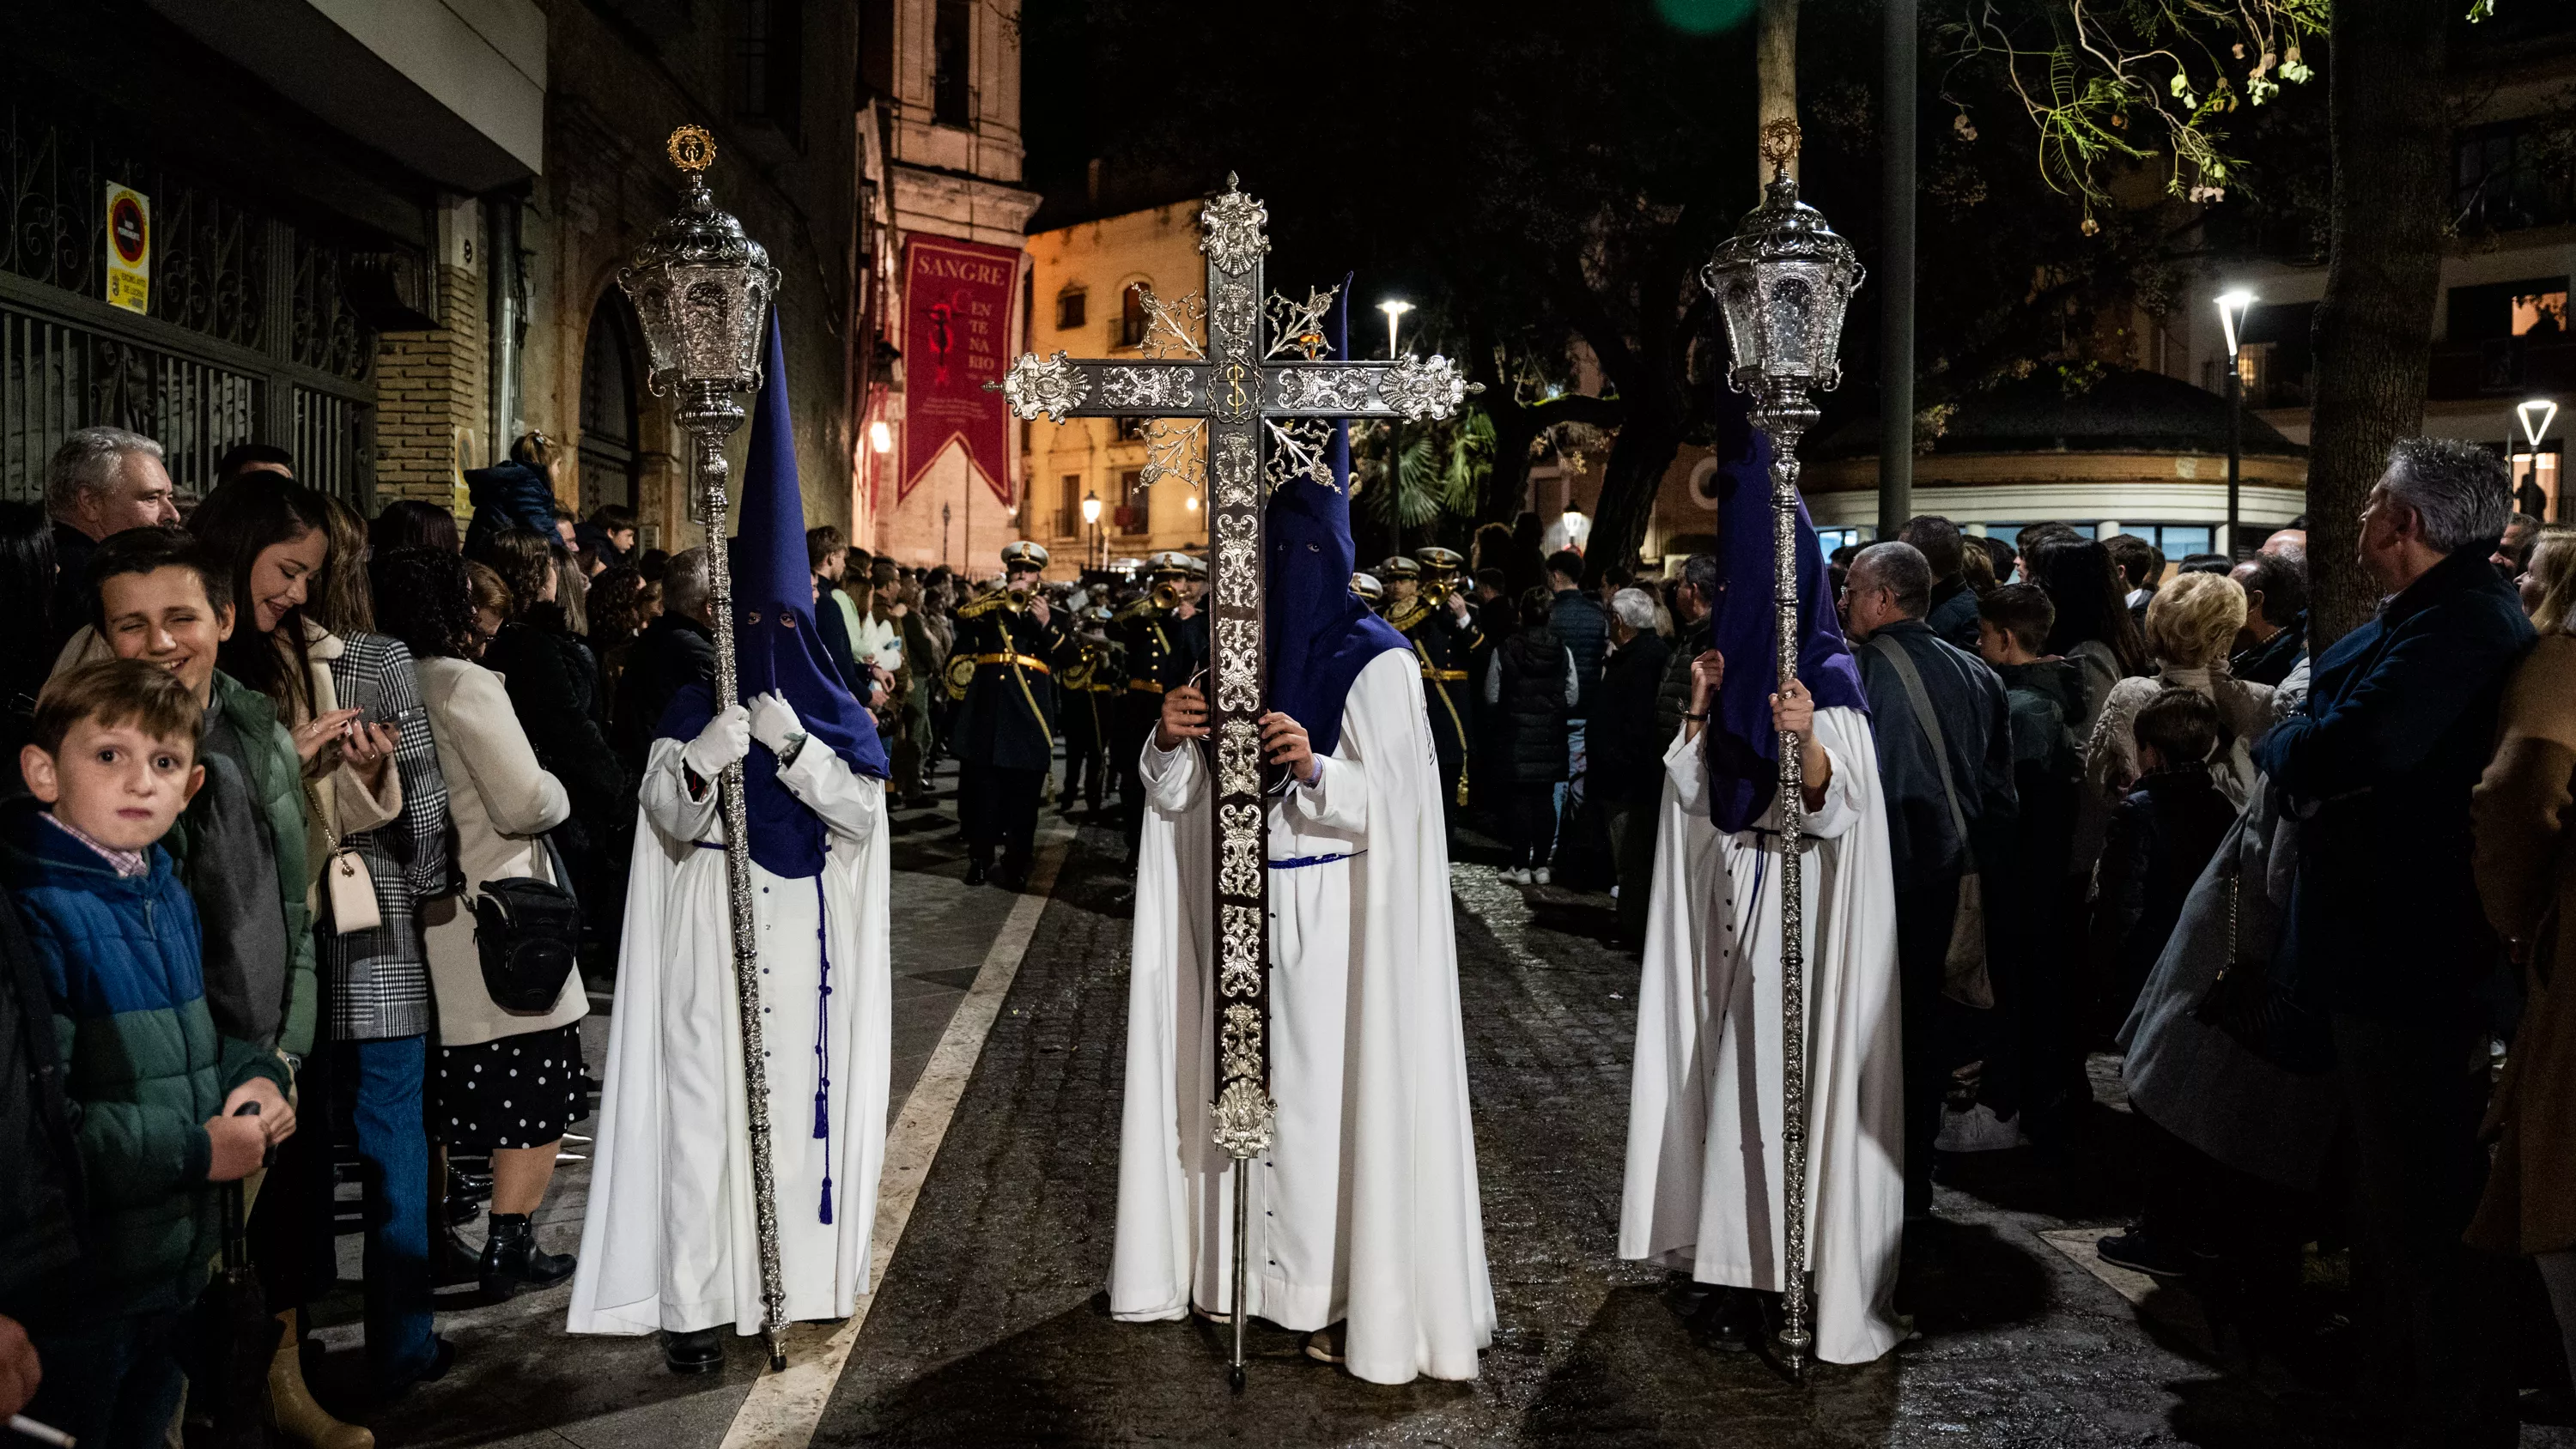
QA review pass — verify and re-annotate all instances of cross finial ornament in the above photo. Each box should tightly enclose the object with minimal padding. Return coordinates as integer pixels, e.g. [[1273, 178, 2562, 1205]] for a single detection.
[[1759, 117, 1802, 179], [666, 124, 718, 173]]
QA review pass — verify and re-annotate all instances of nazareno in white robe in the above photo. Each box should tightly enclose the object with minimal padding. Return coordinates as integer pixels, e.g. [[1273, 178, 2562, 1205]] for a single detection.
[[1618, 706, 1905, 1365], [1109, 648, 1496, 1384], [568, 735, 891, 1337]]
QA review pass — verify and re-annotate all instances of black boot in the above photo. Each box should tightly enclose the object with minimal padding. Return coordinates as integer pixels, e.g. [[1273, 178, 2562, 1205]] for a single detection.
[[964, 848, 991, 887], [480, 1212, 576, 1298], [664, 1326, 726, 1374]]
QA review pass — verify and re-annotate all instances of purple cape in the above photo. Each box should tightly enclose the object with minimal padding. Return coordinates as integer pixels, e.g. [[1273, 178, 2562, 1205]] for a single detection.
[[1701, 393, 1868, 834], [659, 312, 889, 878]]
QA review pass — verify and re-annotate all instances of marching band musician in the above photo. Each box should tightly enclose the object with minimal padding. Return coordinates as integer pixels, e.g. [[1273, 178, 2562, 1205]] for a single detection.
[[1057, 603, 1122, 815], [944, 541, 1064, 889], [1113, 552, 1200, 866], [1392, 547, 1483, 815], [1373, 554, 1420, 619], [1351, 571, 1384, 609]]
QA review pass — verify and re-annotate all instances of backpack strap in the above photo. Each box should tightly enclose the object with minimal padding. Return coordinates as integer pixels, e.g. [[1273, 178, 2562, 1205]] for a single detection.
[[1867, 634, 1976, 869]]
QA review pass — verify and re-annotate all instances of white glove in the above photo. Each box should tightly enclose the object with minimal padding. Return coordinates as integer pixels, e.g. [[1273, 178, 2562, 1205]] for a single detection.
[[681, 704, 751, 780], [747, 691, 805, 757]]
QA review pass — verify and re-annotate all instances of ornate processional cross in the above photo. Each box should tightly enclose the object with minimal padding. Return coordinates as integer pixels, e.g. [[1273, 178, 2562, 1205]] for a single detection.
[[993, 174, 1478, 1385]]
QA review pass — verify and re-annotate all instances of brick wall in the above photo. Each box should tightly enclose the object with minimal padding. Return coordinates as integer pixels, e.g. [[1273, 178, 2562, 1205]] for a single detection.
[[372, 254, 492, 512]]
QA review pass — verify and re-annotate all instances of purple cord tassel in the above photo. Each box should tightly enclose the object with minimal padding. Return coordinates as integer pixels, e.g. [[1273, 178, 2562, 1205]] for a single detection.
[[819, 1175, 834, 1225], [813, 876, 835, 1225]]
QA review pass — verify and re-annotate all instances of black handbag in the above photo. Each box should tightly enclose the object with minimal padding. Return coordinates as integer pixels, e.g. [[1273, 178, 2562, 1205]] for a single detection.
[[2191, 864, 2335, 1076], [184, 1118, 276, 1449], [472, 839, 582, 1014]]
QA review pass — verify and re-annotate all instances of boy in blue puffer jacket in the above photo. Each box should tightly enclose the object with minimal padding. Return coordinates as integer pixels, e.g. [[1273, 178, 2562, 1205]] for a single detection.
[[5, 660, 293, 1449]]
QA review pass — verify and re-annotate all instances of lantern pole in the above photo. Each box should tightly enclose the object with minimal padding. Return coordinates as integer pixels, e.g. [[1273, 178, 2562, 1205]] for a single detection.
[[1701, 118, 1865, 1372], [620, 126, 793, 1372]]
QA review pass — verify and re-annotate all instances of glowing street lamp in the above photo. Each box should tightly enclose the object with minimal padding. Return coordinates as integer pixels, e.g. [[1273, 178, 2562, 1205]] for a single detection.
[[2518, 398, 2560, 522], [867, 419, 894, 454], [2216, 289, 2257, 558], [1081, 489, 1103, 569], [1376, 299, 1413, 361]]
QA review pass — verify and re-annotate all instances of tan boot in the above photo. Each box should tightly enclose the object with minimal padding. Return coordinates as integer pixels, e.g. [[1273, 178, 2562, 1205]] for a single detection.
[[269, 1309, 375, 1449]]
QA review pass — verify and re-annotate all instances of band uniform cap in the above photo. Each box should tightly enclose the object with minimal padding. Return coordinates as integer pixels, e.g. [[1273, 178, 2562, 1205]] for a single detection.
[[1376, 555, 1421, 580], [1002, 540, 1050, 571], [1414, 545, 1465, 573], [1084, 604, 1115, 623], [1145, 549, 1194, 577], [1351, 571, 1383, 603], [1183, 555, 1208, 578]]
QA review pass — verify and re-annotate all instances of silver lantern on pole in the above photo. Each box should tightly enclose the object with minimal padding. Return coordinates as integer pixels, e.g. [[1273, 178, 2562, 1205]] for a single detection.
[[618, 124, 793, 1373], [1699, 116, 1864, 1367]]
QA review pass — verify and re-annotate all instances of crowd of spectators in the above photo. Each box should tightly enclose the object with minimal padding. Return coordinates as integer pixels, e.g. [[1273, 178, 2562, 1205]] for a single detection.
[[0, 426, 982, 1446]]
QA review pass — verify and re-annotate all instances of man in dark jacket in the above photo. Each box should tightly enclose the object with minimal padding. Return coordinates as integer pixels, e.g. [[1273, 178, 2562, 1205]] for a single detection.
[[2227, 550, 2306, 687], [2254, 439, 2533, 1446], [1546, 549, 1608, 714], [614, 546, 717, 773], [43, 427, 179, 657], [463, 436, 563, 558], [951, 543, 1066, 889], [1901, 514, 1982, 652], [1844, 541, 2018, 1216]]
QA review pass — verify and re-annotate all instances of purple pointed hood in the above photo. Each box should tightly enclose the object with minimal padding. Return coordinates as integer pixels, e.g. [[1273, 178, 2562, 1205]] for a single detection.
[[1702, 391, 1868, 834], [1264, 283, 1407, 756], [659, 312, 889, 876]]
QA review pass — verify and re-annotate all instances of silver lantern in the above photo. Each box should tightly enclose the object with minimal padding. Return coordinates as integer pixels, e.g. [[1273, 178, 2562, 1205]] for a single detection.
[[1698, 117, 1863, 1368], [617, 124, 793, 1373]]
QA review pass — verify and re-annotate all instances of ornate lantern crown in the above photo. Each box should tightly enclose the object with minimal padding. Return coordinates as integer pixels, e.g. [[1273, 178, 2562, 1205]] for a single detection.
[[620, 126, 781, 397], [1701, 120, 1866, 396]]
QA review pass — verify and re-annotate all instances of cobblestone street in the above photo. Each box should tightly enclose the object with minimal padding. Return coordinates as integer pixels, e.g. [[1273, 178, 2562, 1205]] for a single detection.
[[287, 798, 2576, 1448]]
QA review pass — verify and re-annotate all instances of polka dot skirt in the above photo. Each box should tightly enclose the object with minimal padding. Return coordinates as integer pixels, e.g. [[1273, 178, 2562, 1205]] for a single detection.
[[433, 1022, 586, 1150]]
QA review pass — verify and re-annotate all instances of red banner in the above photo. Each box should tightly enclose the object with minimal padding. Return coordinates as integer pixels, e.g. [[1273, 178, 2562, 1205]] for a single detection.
[[900, 235, 1021, 506]]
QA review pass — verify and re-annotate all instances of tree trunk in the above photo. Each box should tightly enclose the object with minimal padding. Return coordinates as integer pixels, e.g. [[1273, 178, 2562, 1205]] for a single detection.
[[1758, 0, 1800, 185], [1584, 406, 1685, 585], [2305, 0, 2453, 649]]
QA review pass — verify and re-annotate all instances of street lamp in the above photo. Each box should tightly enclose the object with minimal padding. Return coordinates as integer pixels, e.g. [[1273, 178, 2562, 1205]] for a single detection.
[[1376, 299, 1413, 361], [1699, 117, 1864, 1370], [1561, 504, 1589, 549], [2215, 289, 2257, 559], [1081, 488, 1103, 569], [2518, 397, 2560, 521], [867, 419, 894, 454], [617, 124, 792, 1372]]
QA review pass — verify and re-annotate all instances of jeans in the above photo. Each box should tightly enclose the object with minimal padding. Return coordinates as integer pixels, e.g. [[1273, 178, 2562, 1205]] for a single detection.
[[343, 1034, 437, 1379], [1552, 721, 1588, 823], [26, 1310, 187, 1449]]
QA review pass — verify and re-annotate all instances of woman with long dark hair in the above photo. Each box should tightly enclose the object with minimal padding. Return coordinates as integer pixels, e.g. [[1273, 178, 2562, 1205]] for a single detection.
[[2032, 537, 2147, 735], [374, 547, 581, 1307]]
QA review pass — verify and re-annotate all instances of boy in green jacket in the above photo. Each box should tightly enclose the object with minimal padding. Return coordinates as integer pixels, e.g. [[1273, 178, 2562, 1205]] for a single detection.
[[8, 659, 293, 1449]]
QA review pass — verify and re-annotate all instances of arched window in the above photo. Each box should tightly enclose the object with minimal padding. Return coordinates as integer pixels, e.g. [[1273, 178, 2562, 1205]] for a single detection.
[[1056, 288, 1087, 330], [1120, 283, 1148, 347], [578, 293, 641, 513]]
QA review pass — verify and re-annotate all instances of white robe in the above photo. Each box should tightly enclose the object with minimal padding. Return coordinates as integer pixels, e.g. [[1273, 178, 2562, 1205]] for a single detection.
[[1618, 707, 1906, 1365], [568, 737, 892, 1336], [1109, 649, 1495, 1384]]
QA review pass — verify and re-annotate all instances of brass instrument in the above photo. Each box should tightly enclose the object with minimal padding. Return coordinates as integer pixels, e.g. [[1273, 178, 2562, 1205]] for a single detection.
[[1150, 580, 1182, 610]]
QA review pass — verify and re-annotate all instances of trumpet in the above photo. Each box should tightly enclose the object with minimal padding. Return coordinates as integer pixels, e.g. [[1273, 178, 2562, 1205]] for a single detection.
[[1007, 584, 1031, 608], [1150, 580, 1182, 610]]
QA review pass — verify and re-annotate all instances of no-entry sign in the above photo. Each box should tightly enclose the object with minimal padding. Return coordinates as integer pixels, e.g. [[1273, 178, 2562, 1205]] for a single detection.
[[105, 183, 149, 314]]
